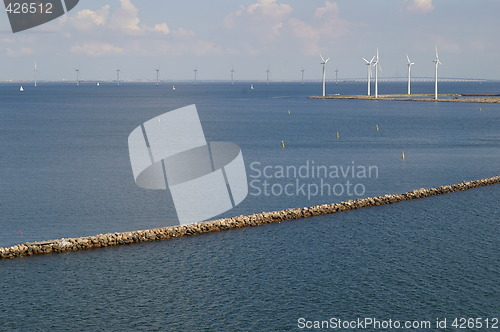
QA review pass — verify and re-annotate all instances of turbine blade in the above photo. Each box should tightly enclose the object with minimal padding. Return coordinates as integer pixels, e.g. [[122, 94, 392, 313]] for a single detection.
[[406, 54, 411, 64], [320, 54, 325, 62], [370, 56, 375, 63], [325, 58, 330, 63], [363, 57, 369, 64]]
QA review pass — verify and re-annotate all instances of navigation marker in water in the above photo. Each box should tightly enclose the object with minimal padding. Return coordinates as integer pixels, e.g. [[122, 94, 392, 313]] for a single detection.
[[402, 151, 405, 160]]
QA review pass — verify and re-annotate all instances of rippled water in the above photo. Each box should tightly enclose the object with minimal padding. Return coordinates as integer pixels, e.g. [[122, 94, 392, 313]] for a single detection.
[[0, 81, 499, 331]]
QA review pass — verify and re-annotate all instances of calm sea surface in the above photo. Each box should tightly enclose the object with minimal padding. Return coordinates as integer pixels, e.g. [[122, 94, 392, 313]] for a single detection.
[[1, 81, 499, 331]]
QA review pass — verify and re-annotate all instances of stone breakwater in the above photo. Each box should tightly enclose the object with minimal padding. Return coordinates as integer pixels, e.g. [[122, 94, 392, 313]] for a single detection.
[[1, 176, 498, 260]]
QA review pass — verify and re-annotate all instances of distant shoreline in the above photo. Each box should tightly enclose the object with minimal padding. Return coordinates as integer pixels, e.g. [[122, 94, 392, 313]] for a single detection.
[[309, 94, 500, 103]]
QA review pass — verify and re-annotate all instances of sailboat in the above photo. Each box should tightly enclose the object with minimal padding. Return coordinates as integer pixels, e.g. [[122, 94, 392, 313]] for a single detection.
[[250, 84, 254, 90], [19, 86, 24, 92], [172, 85, 176, 91], [97, 82, 100, 86]]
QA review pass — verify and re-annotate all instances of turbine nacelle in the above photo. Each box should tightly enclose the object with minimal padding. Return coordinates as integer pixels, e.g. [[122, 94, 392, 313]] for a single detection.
[[406, 54, 415, 67], [434, 47, 442, 65], [320, 54, 330, 64]]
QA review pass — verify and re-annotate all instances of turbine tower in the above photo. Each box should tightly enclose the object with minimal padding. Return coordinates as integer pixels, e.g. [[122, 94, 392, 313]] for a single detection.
[[194, 68, 198, 86], [75, 68, 80, 87], [320, 55, 330, 97], [362, 55, 375, 95], [155, 68, 160, 86], [230, 67, 235, 85], [266, 66, 270, 85], [34, 61, 38, 87], [433, 47, 441, 100], [406, 54, 415, 95], [300, 68, 305, 85], [116, 68, 120, 86], [335, 68, 339, 84], [373, 48, 382, 98]]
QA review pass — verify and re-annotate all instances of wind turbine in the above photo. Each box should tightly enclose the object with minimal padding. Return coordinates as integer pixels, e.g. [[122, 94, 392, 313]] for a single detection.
[[433, 47, 441, 100], [406, 54, 415, 95], [335, 68, 339, 84], [320, 54, 330, 97], [300, 68, 305, 85], [230, 67, 235, 85], [266, 66, 270, 85], [155, 68, 160, 86], [34, 61, 37, 87], [75, 68, 80, 87], [116, 68, 120, 86], [372, 48, 382, 98], [362, 55, 375, 95], [194, 68, 198, 86]]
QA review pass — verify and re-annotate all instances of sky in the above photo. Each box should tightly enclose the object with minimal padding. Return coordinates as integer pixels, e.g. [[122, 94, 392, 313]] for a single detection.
[[1, 0, 499, 82]]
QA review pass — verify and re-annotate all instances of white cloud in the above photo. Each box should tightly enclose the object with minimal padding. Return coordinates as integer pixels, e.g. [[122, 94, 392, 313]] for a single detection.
[[224, 0, 293, 39], [70, 42, 123, 56], [288, 18, 321, 55], [407, 0, 435, 13], [6, 47, 34, 57], [69, 6, 110, 31], [246, 0, 293, 18], [109, 0, 142, 35], [315, 1, 339, 18], [151, 23, 170, 35]]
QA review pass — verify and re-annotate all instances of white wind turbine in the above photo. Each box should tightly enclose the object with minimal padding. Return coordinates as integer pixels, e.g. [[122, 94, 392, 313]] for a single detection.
[[320, 54, 330, 97], [406, 54, 415, 95], [362, 55, 375, 95], [372, 48, 382, 98], [230, 67, 235, 85], [433, 47, 441, 100], [34, 61, 38, 87], [75, 68, 80, 87], [116, 68, 120, 86]]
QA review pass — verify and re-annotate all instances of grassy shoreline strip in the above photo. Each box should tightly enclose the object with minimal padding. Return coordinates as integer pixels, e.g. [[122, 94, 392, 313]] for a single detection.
[[1, 175, 499, 260], [308, 95, 500, 103]]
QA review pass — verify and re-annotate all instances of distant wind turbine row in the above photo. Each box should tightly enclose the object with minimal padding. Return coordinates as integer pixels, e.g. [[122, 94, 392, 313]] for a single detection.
[[322, 47, 442, 98], [27, 49, 442, 97]]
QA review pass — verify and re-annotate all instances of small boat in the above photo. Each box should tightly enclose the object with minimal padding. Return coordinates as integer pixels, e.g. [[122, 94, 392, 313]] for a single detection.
[[250, 84, 254, 90], [19, 86, 24, 92], [172, 85, 176, 91], [97, 82, 100, 86]]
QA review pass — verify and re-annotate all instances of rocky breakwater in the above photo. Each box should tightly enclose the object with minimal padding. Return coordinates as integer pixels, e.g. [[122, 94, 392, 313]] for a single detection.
[[1, 176, 499, 260]]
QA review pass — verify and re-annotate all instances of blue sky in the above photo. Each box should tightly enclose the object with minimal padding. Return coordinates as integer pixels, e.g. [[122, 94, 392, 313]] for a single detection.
[[1, 0, 499, 81]]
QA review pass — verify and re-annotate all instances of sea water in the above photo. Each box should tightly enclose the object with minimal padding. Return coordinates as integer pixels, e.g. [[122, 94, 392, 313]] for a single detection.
[[0, 81, 499, 331]]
